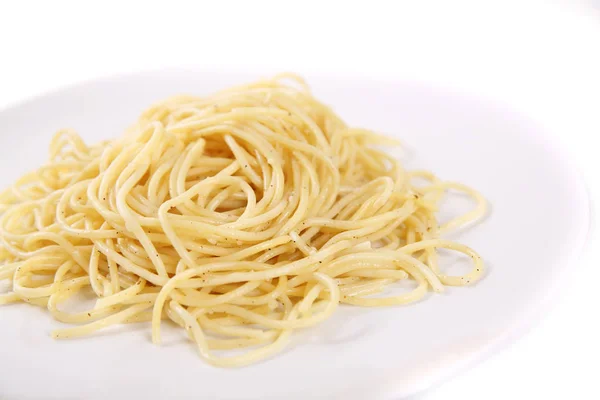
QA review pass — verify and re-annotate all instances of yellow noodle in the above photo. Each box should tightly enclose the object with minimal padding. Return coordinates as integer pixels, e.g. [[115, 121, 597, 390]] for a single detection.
[[0, 73, 487, 367]]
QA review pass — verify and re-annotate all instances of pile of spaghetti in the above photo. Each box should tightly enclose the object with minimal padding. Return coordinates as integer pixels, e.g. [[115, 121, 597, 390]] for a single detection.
[[0, 74, 486, 367]]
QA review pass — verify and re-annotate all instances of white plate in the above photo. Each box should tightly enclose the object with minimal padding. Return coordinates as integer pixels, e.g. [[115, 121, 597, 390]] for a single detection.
[[0, 70, 590, 400]]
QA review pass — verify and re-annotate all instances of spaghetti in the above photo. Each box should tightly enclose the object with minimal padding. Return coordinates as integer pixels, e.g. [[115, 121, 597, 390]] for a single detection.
[[0, 74, 486, 367]]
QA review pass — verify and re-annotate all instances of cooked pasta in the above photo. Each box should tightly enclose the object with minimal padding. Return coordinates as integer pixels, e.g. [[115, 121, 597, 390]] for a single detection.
[[0, 74, 486, 367]]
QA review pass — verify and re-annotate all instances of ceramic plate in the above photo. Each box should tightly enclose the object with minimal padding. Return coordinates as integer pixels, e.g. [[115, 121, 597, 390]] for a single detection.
[[0, 70, 590, 400]]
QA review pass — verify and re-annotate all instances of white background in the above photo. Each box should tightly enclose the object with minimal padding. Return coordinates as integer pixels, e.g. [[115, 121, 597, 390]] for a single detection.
[[0, 1, 598, 399]]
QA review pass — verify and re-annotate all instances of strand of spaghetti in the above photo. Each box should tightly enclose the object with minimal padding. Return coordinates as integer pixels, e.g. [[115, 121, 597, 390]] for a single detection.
[[52, 303, 152, 339]]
